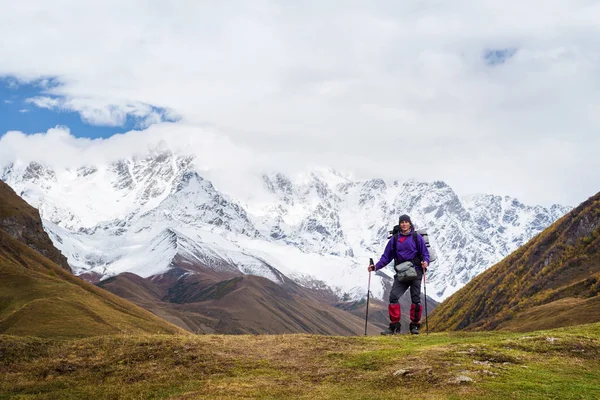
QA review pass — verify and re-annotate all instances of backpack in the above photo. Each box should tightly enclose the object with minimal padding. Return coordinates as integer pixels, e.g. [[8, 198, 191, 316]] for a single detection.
[[389, 225, 437, 264], [416, 228, 437, 263]]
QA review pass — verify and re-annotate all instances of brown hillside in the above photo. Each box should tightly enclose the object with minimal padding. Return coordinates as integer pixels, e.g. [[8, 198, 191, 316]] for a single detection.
[[99, 267, 386, 335], [430, 191, 600, 332], [0, 180, 70, 270]]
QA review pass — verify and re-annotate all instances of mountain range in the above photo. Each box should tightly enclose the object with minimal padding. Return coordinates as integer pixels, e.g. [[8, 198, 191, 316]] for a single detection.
[[0, 147, 570, 305], [0, 177, 412, 335]]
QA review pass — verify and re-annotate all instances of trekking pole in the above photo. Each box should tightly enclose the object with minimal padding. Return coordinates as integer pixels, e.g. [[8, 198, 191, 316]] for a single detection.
[[364, 258, 374, 336], [423, 269, 429, 335]]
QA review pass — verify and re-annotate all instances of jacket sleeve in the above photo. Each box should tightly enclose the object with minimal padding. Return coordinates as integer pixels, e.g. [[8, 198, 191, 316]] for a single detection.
[[375, 237, 395, 270], [418, 234, 430, 264]]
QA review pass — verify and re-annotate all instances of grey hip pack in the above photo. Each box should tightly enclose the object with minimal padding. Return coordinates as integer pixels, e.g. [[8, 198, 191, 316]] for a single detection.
[[392, 232, 422, 282], [394, 260, 418, 282]]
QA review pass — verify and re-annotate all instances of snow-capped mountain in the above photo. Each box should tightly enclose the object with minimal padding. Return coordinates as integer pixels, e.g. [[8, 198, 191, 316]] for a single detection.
[[0, 149, 571, 302]]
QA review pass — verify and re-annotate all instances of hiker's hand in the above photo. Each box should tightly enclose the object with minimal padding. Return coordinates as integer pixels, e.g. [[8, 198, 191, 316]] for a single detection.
[[421, 261, 429, 270], [368, 264, 376, 272]]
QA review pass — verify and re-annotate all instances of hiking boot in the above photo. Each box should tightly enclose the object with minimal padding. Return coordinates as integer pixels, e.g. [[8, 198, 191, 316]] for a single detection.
[[381, 322, 400, 335], [409, 323, 420, 335]]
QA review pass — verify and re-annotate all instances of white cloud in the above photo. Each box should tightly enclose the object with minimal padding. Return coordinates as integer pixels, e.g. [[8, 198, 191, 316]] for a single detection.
[[26, 96, 62, 110], [1, 0, 599, 206], [0, 124, 250, 169], [6, 79, 18, 89], [25, 96, 172, 128]]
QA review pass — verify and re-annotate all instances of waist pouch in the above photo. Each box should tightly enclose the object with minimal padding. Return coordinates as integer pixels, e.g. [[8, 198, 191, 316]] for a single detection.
[[394, 261, 418, 282]]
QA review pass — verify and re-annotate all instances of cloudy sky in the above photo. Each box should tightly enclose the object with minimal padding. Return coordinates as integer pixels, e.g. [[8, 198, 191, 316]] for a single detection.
[[1, 0, 599, 207]]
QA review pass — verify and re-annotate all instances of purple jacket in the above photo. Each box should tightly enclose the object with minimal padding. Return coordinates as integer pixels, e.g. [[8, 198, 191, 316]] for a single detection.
[[375, 229, 430, 271]]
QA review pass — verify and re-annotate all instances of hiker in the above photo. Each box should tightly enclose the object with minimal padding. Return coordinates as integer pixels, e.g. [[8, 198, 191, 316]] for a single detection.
[[368, 214, 430, 335]]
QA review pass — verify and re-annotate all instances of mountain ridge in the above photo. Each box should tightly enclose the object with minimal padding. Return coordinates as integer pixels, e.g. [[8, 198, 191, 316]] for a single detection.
[[1, 150, 571, 303], [429, 191, 600, 332]]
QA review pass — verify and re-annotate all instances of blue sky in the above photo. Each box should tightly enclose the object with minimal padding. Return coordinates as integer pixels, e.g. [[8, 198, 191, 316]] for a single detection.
[[0, 76, 175, 138], [483, 48, 518, 66]]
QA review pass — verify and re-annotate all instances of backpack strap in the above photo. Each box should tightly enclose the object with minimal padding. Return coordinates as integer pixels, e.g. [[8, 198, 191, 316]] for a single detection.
[[392, 233, 399, 266], [412, 231, 422, 266]]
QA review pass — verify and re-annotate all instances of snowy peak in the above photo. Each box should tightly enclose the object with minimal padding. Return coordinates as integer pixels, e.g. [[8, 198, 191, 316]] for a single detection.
[[155, 170, 261, 238], [262, 173, 294, 203], [22, 162, 57, 188], [106, 150, 195, 210], [260, 171, 353, 256], [1, 149, 572, 302], [2, 152, 195, 229], [462, 193, 570, 243]]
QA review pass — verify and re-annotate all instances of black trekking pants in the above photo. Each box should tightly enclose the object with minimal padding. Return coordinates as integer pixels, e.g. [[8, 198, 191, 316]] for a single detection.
[[389, 270, 422, 304]]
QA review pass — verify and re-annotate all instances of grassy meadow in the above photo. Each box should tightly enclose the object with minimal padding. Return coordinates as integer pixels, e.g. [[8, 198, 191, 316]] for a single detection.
[[2, 323, 600, 399]]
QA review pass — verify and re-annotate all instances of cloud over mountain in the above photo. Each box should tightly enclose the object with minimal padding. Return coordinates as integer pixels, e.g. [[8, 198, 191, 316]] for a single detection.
[[1, 1, 600, 205]]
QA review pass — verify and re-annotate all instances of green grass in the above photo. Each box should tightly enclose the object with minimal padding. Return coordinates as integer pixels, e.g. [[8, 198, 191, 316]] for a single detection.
[[2, 323, 600, 399]]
